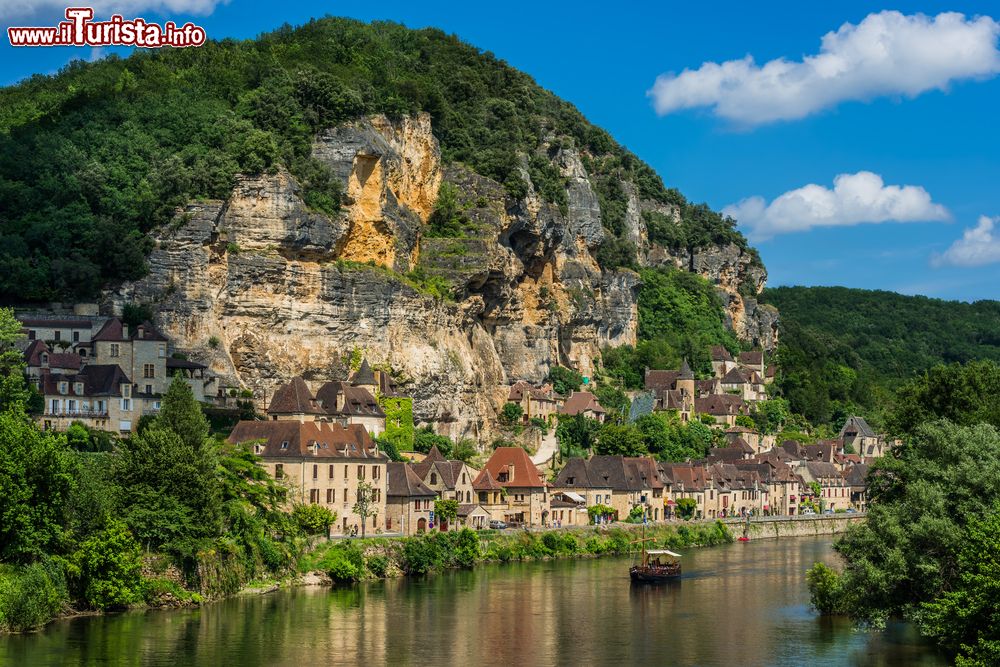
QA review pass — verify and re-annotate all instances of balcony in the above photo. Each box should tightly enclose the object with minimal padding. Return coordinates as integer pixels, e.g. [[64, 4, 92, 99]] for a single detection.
[[44, 410, 109, 418]]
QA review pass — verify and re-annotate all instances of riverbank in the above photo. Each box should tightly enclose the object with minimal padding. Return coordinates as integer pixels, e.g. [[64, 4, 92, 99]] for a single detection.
[[298, 515, 864, 584], [1, 515, 862, 634]]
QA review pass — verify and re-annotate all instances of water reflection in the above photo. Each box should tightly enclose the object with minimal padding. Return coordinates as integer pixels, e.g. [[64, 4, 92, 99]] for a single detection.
[[0, 536, 945, 667]]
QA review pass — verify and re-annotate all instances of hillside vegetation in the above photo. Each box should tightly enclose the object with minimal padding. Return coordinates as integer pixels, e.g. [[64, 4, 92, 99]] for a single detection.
[[0, 17, 754, 301], [763, 286, 1000, 426]]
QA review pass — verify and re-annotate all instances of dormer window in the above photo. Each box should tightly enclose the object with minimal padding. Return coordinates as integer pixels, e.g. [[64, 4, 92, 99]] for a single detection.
[[137, 327, 144, 339], [280, 441, 289, 450], [121, 384, 131, 398], [73, 382, 84, 395], [58, 382, 68, 395]]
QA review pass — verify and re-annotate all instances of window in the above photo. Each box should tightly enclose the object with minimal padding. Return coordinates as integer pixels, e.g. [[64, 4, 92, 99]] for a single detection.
[[122, 384, 131, 398], [58, 382, 68, 395], [73, 331, 80, 342], [158, 345, 166, 358], [414, 500, 420, 510], [280, 441, 289, 450], [67, 400, 77, 412], [73, 382, 83, 395], [344, 465, 348, 479], [327, 489, 334, 503], [54, 330, 61, 341], [329, 464, 335, 479], [121, 398, 132, 411], [275, 464, 284, 479], [145, 384, 152, 394], [49, 399, 59, 413], [462, 473, 467, 484], [309, 489, 319, 504], [313, 465, 318, 480], [28, 330, 35, 340], [358, 465, 365, 480], [372, 465, 379, 479], [430, 472, 437, 485], [110, 343, 120, 358], [143, 364, 155, 379]]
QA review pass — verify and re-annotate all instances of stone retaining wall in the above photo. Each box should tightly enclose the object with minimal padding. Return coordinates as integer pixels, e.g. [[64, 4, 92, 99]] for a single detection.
[[720, 514, 865, 540]]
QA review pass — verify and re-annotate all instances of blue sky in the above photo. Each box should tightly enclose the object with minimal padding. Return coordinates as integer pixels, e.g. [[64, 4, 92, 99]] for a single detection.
[[2, 1, 1000, 301]]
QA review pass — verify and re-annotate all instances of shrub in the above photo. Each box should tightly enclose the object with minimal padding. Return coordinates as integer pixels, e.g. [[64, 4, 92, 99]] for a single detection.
[[320, 546, 364, 583], [402, 536, 443, 574], [292, 504, 336, 536], [366, 554, 390, 578], [74, 521, 144, 610], [0, 561, 68, 632], [453, 529, 481, 568], [806, 562, 843, 614]]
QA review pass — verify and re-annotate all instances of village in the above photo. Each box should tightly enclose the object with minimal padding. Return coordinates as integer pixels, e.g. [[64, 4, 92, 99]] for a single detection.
[[16, 310, 881, 538]]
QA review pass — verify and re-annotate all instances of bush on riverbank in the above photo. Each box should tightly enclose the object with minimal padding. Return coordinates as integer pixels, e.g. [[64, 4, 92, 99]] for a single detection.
[[0, 561, 69, 633], [305, 522, 733, 583]]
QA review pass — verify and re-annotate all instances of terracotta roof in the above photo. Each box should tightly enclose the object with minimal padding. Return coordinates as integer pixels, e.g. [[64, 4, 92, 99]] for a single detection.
[[559, 391, 606, 416], [695, 394, 747, 416], [738, 351, 764, 366], [267, 377, 324, 415], [474, 447, 545, 489], [645, 369, 680, 391], [387, 462, 436, 497], [314, 381, 384, 417], [92, 318, 167, 342], [228, 420, 383, 459], [41, 364, 131, 398], [473, 468, 503, 491], [710, 346, 733, 362], [350, 359, 376, 386]]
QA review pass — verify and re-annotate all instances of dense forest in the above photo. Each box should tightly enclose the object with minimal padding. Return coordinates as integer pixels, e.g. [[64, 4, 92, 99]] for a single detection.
[[761, 286, 1000, 427], [0, 17, 754, 302]]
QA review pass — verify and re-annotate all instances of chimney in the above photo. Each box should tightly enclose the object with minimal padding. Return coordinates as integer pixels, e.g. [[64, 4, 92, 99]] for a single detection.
[[508, 463, 515, 483], [121, 323, 129, 339]]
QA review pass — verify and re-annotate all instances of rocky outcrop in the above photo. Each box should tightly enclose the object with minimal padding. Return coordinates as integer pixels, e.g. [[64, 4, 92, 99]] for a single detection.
[[105, 112, 772, 440]]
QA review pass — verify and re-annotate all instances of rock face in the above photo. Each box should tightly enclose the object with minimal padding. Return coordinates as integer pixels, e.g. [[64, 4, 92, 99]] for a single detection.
[[105, 113, 773, 440]]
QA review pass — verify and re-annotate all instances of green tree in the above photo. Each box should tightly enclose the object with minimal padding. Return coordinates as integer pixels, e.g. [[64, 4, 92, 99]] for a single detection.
[[0, 410, 74, 563], [814, 421, 1000, 633], [353, 481, 378, 538], [434, 498, 459, 530], [292, 504, 336, 536], [413, 426, 453, 457], [594, 423, 646, 457], [676, 497, 697, 520], [547, 366, 583, 396], [556, 414, 599, 458], [73, 520, 143, 609], [499, 402, 524, 429]]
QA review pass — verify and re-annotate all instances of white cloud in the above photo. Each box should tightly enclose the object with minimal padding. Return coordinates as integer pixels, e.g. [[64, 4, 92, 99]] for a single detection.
[[648, 11, 1000, 125], [0, 0, 226, 20], [932, 216, 1000, 267], [723, 171, 950, 240]]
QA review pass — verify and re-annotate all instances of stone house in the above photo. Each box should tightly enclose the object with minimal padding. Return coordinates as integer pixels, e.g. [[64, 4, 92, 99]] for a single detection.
[[92, 318, 170, 398], [228, 420, 388, 536], [507, 380, 561, 425], [710, 345, 737, 379], [797, 461, 850, 512], [694, 394, 749, 427], [550, 457, 614, 512], [38, 364, 145, 434], [455, 504, 491, 530], [843, 463, 869, 512], [19, 317, 94, 355], [266, 374, 388, 438], [559, 391, 608, 423], [720, 366, 765, 402], [741, 456, 802, 516], [166, 357, 216, 403], [661, 464, 712, 520], [737, 350, 765, 377], [472, 447, 549, 527], [840, 416, 886, 458], [575, 455, 666, 521], [386, 461, 436, 535], [410, 445, 479, 505], [644, 360, 696, 422], [725, 426, 764, 454]]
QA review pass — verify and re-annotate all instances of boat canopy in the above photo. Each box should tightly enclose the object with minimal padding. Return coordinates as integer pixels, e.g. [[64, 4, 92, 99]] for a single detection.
[[646, 550, 682, 557]]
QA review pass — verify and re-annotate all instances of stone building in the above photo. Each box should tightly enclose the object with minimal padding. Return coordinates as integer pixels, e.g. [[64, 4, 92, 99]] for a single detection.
[[507, 380, 561, 425], [473, 447, 549, 527], [386, 461, 436, 535], [410, 445, 479, 505], [38, 364, 145, 434], [92, 318, 170, 397], [228, 420, 388, 536], [558, 391, 608, 423]]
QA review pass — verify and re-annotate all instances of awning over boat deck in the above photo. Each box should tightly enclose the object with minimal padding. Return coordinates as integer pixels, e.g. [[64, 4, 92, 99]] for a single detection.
[[646, 550, 682, 558]]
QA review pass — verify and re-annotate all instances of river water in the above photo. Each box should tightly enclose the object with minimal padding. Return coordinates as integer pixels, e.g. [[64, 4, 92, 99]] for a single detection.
[[1, 536, 945, 666]]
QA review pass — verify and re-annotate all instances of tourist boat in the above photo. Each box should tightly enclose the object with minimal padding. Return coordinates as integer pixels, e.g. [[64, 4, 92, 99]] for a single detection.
[[629, 525, 681, 583]]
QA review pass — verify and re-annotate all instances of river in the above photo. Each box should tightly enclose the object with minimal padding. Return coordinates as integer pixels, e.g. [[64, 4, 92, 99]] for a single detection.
[[0, 535, 945, 666]]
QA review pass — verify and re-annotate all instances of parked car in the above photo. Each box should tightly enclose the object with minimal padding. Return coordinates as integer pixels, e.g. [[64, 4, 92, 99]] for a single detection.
[[489, 519, 508, 530], [846, 508, 858, 514], [801, 508, 816, 516], [823, 509, 834, 514]]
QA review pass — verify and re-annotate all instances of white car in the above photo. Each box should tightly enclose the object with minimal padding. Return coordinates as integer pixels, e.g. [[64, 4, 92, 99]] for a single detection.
[[801, 508, 817, 516]]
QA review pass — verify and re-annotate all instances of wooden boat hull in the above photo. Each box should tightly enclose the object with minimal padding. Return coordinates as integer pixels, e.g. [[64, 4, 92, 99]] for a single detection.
[[630, 566, 681, 583]]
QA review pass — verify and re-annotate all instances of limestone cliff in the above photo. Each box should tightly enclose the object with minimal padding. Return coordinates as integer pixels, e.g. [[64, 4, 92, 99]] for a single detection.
[[105, 112, 774, 440]]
